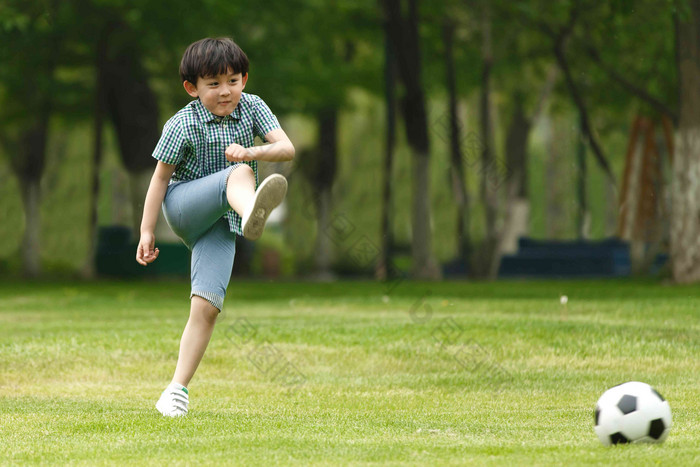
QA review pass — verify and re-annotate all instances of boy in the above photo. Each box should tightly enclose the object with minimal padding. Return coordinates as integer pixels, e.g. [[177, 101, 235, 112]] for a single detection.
[[136, 37, 294, 417]]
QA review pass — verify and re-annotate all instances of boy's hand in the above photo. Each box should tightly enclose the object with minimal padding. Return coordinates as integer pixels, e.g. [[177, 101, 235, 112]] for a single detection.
[[136, 232, 160, 266], [225, 143, 254, 162]]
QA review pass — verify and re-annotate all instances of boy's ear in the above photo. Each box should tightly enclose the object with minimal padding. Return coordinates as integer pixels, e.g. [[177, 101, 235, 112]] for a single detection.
[[241, 73, 248, 90], [183, 80, 199, 98]]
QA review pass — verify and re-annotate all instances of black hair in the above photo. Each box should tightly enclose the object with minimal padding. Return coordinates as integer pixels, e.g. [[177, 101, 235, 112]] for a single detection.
[[179, 37, 249, 84]]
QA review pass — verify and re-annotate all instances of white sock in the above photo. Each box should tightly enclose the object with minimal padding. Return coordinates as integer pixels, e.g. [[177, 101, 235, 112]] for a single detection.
[[169, 381, 187, 391]]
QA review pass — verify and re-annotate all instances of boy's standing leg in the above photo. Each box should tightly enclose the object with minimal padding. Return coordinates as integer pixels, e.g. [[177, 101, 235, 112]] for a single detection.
[[171, 296, 218, 388], [156, 166, 286, 417], [155, 296, 217, 417]]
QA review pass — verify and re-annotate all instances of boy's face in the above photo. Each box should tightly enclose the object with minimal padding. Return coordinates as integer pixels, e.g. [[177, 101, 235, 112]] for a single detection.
[[183, 69, 248, 117]]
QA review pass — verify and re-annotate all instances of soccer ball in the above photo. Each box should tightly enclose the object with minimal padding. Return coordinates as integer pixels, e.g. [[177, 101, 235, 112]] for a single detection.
[[594, 381, 672, 446]]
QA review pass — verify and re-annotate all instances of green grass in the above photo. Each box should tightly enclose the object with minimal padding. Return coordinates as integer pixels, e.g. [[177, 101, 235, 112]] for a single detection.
[[1, 279, 699, 465]]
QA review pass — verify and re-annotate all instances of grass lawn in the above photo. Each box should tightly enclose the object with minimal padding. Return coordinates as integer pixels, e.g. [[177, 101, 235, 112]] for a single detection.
[[1, 278, 699, 465]]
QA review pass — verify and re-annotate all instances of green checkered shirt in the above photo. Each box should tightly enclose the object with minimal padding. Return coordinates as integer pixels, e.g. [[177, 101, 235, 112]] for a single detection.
[[152, 93, 281, 235]]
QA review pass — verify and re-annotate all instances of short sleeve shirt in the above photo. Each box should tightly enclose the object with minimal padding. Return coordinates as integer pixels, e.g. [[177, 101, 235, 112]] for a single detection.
[[152, 92, 281, 235]]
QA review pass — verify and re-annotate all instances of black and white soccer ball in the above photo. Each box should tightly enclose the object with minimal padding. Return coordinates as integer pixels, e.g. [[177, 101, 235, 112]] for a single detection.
[[594, 381, 672, 446]]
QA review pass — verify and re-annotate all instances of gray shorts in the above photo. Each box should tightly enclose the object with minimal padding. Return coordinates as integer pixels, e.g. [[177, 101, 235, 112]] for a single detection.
[[162, 165, 241, 311]]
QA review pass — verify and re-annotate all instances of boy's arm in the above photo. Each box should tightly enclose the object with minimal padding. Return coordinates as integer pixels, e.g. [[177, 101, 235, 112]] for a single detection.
[[136, 161, 177, 266], [225, 128, 295, 163]]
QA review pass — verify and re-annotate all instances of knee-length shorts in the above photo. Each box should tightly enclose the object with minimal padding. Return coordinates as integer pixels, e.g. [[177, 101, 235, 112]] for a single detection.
[[162, 165, 242, 311]]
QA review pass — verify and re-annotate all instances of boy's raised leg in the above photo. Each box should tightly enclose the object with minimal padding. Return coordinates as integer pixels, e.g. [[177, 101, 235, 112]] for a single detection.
[[226, 164, 256, 216], [228, 168, 287, 241]]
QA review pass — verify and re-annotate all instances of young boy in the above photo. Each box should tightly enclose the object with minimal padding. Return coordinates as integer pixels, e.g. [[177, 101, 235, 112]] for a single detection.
[[136, 37, 294, 417]]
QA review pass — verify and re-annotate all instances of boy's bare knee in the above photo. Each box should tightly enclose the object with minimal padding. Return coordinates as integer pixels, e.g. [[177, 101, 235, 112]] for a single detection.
[[190, 295, 219, 324], [225, 164, 256, 215], [236, 164, 254, 174], [228, 164, 254, 183]]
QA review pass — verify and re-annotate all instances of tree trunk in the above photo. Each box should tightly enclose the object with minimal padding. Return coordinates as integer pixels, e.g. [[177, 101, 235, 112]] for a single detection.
[[1, 3, 59, 278], [671, 0, 700, 282], [501, 96, 531, 254], [505, 97, 530, 200], [410, 151, 440, 279], [443, 18, 471, 270], [377, 22, 397, 280], [82, 33, 107, 279], [102, 21, 160, 239], [383, 0, 441, 280], [312, 108, 338, 279], [19, 178, 41, 278], [576, 113, 590, 239], [13, 118, 50, 278], [545, 115, 567, 239], [313, 188, 334, 279], [477, 5, 501, 279]]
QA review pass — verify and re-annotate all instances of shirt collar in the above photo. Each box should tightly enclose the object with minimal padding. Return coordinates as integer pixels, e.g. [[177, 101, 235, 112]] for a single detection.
[[192, 99, 242, 124]]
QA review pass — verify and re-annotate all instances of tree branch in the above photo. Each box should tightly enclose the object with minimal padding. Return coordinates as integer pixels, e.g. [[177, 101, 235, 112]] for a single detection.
[[554, 45, 615, 183], [552, 6, 616, 185], [496, 1, 617, 183], [583, 42, 678, 124], [555, 0, 580, 44], [531, 65, 558, 123]]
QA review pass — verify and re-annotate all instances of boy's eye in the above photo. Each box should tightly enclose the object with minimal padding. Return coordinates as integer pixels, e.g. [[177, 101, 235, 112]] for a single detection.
[[208, 82, 218, 86], [229, 79, 238, 84]]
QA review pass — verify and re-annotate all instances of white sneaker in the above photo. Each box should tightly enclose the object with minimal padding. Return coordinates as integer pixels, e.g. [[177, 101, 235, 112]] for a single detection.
[[241, 174, 288, 240], [155, 382, 189, 417]]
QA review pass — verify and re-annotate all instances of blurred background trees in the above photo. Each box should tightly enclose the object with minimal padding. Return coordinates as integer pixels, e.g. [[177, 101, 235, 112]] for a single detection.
[[0, 0, 694, 282]]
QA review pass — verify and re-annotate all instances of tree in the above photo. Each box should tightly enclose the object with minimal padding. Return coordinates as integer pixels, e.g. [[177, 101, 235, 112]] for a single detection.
[[81, 0, 236, 275], [0, 0, 188, 277], [501, 67, 557, 249], [569, 1, 686, 279], [101, 19, 161, 238], [382, 0, 442, 279], [491, 2, 559, 254], [376, 18, 399, 280], [0, 1, 63, 277], [476, 2, 500, 278], [671, 0, 700, 282], [84, 25, 108, 278], [231, 0, 381, 278], [496, 1, 640, 248], [419, 0, 556, 278], [516, 2, 616, 184], [442, 16, 472, 272]]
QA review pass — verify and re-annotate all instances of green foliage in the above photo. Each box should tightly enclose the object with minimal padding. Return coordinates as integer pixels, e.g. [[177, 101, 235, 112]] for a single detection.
[[0, 1, 56, 125], [239, 0, 383, 114], [581, 1, 677, 117], [0, 0, 685, 273]]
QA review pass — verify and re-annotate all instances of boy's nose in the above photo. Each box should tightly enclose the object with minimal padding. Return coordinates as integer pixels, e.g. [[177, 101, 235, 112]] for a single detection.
[[220, 87, 231, 96]]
